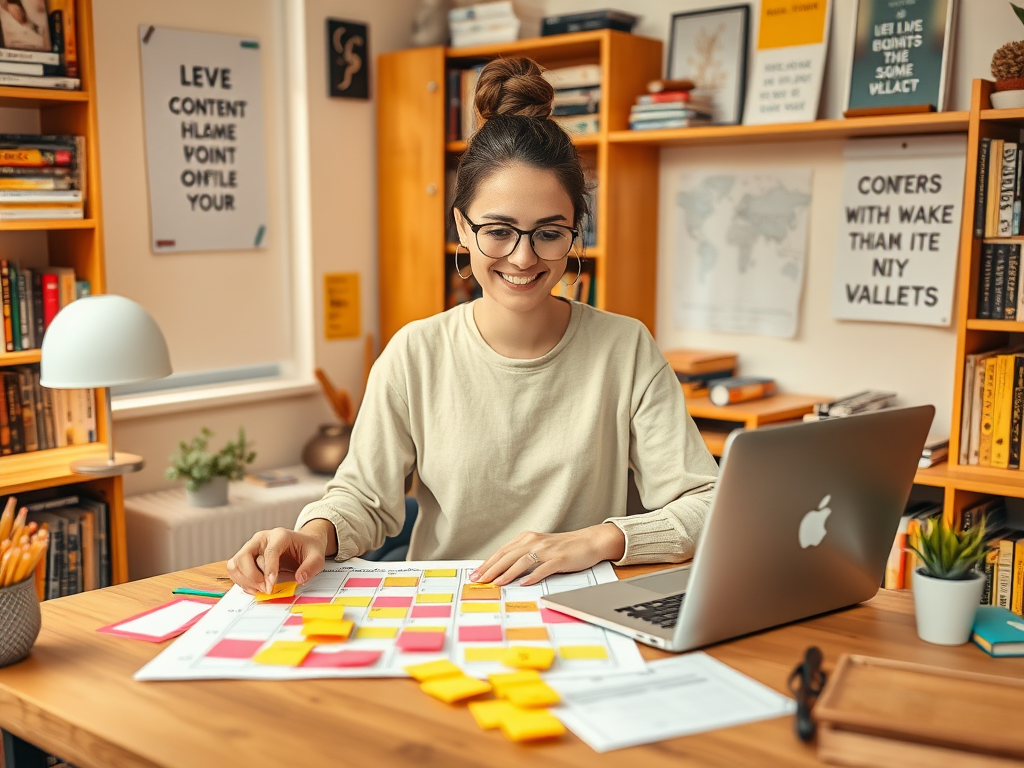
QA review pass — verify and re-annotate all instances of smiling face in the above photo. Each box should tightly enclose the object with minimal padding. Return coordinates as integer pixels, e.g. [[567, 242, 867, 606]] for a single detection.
[[455, 162, 574, 316]]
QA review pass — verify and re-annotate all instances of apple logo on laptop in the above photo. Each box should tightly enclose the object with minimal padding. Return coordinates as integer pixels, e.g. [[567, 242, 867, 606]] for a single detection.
[[799, 495, 832, 548]]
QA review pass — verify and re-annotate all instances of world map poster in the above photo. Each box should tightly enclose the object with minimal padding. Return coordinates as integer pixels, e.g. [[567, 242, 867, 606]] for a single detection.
[[673, 170, 813, 338]]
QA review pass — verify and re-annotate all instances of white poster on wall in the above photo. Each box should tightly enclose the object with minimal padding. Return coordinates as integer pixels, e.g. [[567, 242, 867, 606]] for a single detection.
[[139, 25, 269, 253], [831, 135, 966, 326]]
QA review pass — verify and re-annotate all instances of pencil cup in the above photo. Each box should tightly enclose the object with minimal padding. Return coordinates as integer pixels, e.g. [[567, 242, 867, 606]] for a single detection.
[[0, 575, 41, 667]]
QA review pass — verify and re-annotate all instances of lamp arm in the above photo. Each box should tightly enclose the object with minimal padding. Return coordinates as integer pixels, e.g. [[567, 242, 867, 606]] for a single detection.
[[104, 387, 114, 466]]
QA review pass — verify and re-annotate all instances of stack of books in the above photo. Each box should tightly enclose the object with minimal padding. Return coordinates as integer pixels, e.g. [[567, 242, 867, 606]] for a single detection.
[[541, 9, 639, 36], [449, 1, 520, 48], [1, 367, 96, 455], [662, 348, 737, 399], [629, 78, 713, 131], [0, 134, 85, 220], [959, 348, 1024, 468], [975, 137, 1023, 239], [976, 241, 1023, 320], [543, 64, 601, 136], [1, 259, 87, 352], [919, 434, 949, 468], [885, 500, 942, 591], [0, 0, 79, 89], [803, 390, 897, 422]]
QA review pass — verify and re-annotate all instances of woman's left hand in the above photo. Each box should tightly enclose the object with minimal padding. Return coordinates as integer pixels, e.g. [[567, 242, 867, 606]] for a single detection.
[[471, 523, 626, 586]]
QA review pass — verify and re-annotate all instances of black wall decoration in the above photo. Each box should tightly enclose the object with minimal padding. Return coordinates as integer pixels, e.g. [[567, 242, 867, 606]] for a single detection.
[[327, 19, 369, 99]]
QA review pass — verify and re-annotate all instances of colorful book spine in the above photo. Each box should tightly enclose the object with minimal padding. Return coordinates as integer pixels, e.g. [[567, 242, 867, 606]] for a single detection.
[[997, 537, 1016, 609], [979, 356, 998, 465], [1013, 538, 1024, 617], [978, 242, 994, 318], [976, 136, 991, 239], [992, 355, 1014, 469], [1010, 355, 1024, 469], [999, 142, 1018, 238]]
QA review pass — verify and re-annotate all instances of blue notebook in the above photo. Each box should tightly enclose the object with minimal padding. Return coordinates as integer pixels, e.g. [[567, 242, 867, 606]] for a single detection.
[[972, 606, 1024, 657]]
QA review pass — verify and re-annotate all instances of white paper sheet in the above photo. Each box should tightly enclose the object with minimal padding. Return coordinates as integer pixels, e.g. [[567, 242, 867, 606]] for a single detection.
[[549, 652, 796, 752]]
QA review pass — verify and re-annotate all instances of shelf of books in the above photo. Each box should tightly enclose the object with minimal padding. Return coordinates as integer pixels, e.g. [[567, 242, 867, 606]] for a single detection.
[[0, 0, 127, 596]]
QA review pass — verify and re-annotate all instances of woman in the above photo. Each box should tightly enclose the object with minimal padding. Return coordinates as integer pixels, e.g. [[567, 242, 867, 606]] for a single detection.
[[228, 57, 718, 595]]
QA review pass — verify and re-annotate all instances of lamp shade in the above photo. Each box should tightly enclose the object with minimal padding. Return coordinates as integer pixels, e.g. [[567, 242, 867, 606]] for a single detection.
[[40, 295, 172, 388]]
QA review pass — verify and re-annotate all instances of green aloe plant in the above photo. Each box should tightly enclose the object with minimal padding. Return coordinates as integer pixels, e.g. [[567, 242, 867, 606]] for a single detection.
[[166, 427, 257, 491], [909, 517, 987, 581]]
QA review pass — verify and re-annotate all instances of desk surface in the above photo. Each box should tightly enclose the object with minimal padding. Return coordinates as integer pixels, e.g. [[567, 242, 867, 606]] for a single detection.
[[1, 563, 1023, 768]]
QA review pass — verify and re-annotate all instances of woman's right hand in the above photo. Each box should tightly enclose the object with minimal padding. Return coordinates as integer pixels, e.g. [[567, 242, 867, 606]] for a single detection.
[[226, 519, 336, 594]]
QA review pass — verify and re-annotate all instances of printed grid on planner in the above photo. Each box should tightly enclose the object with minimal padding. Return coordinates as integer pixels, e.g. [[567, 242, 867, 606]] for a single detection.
[[133, 560, 647, 681]]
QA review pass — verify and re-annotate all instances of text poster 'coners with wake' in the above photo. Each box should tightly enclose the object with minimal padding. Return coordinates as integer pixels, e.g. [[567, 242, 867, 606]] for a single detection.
[[139, 26, 269, 253], [831, 135, 965, 326]]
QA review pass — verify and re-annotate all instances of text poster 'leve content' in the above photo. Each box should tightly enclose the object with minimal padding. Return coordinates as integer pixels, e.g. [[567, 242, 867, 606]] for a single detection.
[[831, 135, 966, 326], [139, 26, 269, 254]]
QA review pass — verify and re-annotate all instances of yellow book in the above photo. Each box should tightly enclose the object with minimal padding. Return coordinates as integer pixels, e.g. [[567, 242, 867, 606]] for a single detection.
[[979, 356, 999, 465], [992, 355, 1014, 468], [1013, 538, 1024, 616]]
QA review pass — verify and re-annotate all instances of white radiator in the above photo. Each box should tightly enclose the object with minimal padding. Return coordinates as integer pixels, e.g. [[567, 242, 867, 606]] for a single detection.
[[125, 466, 329, 580]]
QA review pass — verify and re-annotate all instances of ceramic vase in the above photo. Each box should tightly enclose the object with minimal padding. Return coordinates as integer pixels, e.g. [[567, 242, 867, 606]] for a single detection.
[[186, 476, 229, 508], [302, 423, 352, 475], [0, 575, 41, 667], [912, 569, 985, 646]]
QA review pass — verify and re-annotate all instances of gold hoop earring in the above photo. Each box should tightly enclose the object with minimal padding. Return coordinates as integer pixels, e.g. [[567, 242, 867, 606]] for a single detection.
[[454, 243, 471, 280], [562, 254, 583, 286]]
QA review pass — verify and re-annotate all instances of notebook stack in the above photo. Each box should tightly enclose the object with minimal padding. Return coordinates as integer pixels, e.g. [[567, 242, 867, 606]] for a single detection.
[[662, 348, 738, 399], [449, 1, 520, 48], [543, 65, 601, 136], [0, 134, 85, 220], [629, 78, 713, 131]]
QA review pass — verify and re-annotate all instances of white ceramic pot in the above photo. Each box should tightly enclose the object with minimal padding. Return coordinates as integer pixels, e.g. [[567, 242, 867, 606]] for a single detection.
[[186, 476, 229, 508], [991, 89, 1024, 109], [912, 569, 985, 645]]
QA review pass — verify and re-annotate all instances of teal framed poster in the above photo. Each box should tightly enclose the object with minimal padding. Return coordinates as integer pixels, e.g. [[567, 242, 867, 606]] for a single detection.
[[845, 0, 957, 113]]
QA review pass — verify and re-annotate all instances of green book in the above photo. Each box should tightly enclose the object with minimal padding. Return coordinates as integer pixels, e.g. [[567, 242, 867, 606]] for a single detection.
[[846, 0, 954, 112]]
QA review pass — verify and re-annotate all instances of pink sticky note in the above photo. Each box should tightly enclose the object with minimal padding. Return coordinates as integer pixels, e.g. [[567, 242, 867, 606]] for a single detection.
[[295, 595, 333, 605], [284, 615, 304, 627], [458, 625, 503, 643], [411, 605, 452, 619], [345, 577, 382, 588], [396, 631, 446, 652], [206, 639, 265, 659], [96, 598, 217, 643], [301, 650, 382, 668], [540, 608, 584, 624], [372, 596, 414, 608]]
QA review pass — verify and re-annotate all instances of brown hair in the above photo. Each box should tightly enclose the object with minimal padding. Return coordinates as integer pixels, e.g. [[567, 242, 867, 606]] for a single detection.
[[451, 57, 590, 230]]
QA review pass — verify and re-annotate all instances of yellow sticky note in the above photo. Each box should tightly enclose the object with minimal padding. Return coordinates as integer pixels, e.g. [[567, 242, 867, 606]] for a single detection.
[[420, 675, 492, 703], [368, 607, 408, 619], [405, 659, 463, 681], [559, 645, 609, 660], [324, 272, 361, 340], [757, 0, 828, 49], [332, 596, 372, 607], [504, 681, 561, 708], [301, 619, 354, 638], [500, 709, 566, 741], [383, 576, 419, 587], [355, 626, 399, 639], [403, 625, 447, 633], [416, 593, 453, 604], [424, 569, 457, 577], [464, 647, 507, 662], [501, 646, 555, 671], [507, 627, 549, 641], [253, 640, 316, 666], [468, 700, 522, 730], [504, 601, 538, 612], [461, 602, 501, 613], [464, 581, 498, 590], [291, 604, 346, 620], [254, 581, 297, 601], [488, 670, 541, 696]]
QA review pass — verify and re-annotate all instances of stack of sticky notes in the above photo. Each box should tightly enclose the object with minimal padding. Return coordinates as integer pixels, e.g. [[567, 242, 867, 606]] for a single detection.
[[294, 603, 354, 642]]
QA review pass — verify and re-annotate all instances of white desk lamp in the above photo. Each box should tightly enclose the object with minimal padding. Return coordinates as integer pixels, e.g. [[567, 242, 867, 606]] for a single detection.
[[40, 294, 172, 476]]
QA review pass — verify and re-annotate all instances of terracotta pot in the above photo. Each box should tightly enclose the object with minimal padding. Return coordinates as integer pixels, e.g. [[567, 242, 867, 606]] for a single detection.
[[302, 423, 351, 475]]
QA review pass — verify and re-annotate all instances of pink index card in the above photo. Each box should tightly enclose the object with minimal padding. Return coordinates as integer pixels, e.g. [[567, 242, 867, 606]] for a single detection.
[[284, 615, 304, 627], [345, 577, 382, 588], [458, 625, 503, 643], [540, 608, 585, 624], [372, 596, 414, 608], [294, 596, 333, 605], [97, 598, 217, 643], [396, 631, 446, 652], [206, 639, 265, 659], [259, 597, 297, 605], [301, 650, 382, 668], [411, 605, 452, 619]]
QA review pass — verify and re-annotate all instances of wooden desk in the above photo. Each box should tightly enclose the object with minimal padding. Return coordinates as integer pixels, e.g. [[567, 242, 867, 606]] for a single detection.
[[1, 563, 1022, 768]]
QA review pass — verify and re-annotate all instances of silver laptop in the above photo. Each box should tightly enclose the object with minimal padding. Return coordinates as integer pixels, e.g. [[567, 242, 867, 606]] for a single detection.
[[540, 405, 934, 652]]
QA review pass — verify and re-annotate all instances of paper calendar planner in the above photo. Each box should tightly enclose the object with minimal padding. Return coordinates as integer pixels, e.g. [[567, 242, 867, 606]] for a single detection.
[[134, 559, 647, 681]]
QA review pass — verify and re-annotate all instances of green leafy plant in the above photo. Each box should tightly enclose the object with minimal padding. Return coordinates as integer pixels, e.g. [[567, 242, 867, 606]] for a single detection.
[[165, 427, 256, 491], [909, 517, 987, 581]]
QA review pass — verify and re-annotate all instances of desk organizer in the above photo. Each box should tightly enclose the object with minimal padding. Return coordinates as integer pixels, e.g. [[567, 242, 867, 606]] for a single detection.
[[814, 654, 1024, 767], [0, 576, 41, 667]]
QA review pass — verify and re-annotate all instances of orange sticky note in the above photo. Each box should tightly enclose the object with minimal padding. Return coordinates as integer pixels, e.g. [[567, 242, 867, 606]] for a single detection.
[[500, 709, 566, 741], [416, 593, 453, 604], [468, 700, 522, 730], [504, 601, 538, 612], [488, 670, 541, 696], [405, 659, 463, 681], [383, 576, 419, 587], [368, 607, 408, 619], [501, 646, 555, 671], [332, 596, 372, 607], [559, 645, 609, 660], [291, 604, 346, 620], [506, 627, 549, 641], [255, 581, 297, 602], [420, 675, 493, 703], [464, 646, 507, 662], [301, 619, 354, 638], [253, 640, 316, 666], [355, 626, 398, 639], [463, 581, 498, 590], [461, 602, 501, 613], [504, 681, 561, 708], [424, 569, 457, 577], [461, 586, 501, 601]]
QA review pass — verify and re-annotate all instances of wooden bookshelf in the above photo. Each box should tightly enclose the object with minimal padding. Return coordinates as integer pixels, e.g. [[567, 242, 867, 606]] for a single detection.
[[0, 0, 127, 590]]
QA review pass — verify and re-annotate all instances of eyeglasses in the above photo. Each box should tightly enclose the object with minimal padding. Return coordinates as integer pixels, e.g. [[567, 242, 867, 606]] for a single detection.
[[460, 212, 578, 261], [788, 646, 827, 742]]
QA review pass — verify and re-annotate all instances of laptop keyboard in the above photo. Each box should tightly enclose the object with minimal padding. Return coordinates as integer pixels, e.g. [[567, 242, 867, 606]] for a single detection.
[[614, 592, 685, 629]]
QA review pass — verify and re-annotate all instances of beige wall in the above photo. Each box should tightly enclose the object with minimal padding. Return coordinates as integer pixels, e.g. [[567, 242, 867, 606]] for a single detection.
[[93, 0, 417, 495]]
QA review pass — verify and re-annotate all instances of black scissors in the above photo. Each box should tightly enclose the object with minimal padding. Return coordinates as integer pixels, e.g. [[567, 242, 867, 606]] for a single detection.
[[788, 646, 827, 742]]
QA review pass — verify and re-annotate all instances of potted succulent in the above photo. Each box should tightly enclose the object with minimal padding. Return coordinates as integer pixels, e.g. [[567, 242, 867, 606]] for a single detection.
[[166, 428, 257, 508], [908, 517, 987, 645], [991, 4, 1024, 108]]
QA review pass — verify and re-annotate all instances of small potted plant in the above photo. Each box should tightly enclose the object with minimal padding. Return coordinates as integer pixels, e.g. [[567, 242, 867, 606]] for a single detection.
[[908, 517, 987, 645], [166, 427, 257, 507], [991, 4, 1024, 108]]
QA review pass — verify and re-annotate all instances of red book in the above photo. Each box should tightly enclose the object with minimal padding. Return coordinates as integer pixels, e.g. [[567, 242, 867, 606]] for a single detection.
[[41, 273, 60, 330], [0, 259, 13, 352], [637, 91, 693, 104]]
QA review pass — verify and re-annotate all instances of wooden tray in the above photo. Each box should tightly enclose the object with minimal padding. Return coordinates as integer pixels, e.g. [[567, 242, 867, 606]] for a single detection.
[[814, 655, 1024, 767]]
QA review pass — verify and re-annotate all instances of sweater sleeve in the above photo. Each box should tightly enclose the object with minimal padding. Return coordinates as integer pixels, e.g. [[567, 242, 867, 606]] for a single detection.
[[603, 339, 719, 566], [293, 336, 417, 561]]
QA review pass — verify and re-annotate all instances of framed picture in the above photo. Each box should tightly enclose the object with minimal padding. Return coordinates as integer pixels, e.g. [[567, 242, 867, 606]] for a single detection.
[[667, 5, 749, 126], [0, 0, 51, 52]]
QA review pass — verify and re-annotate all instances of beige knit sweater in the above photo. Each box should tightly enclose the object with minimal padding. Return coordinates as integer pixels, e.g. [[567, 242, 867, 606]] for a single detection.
[[295, 301, 719, 565]]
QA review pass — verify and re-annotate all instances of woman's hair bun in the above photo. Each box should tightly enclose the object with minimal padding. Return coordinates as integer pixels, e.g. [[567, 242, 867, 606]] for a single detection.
[[474, 57, 554, 121]]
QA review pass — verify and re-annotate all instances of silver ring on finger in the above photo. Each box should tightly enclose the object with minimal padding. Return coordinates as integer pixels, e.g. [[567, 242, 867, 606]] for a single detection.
[[528, 552, 540, 564]]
